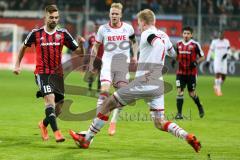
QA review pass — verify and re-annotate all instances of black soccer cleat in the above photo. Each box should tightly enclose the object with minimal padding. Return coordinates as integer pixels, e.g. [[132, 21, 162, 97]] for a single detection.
[[175, 113, 183, 120], [198, 105, 205, 118]]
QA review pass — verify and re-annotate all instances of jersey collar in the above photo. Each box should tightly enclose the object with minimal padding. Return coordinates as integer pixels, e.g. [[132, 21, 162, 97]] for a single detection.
[[44, 26, 57, 35], [108, 21, 123, 29], [182, 39, 193, 45]]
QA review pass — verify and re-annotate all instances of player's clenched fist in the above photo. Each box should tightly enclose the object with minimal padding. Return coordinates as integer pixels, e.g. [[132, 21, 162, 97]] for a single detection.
[[13, 66, 21, 75]]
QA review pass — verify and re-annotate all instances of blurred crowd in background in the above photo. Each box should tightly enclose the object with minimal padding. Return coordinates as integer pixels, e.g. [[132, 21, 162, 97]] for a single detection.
[[0, 0, 239, 15]]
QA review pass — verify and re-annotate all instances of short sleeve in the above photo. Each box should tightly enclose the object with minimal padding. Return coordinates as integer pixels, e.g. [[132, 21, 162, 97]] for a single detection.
[[128, 24, 135, 37], [64, 29, 78, 51], [95, 25, 104, 43], [24, 30, 36, 47], [195, 42, 204, 57]]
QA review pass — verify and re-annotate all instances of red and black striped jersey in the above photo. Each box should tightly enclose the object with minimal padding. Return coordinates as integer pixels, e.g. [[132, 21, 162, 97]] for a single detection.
[[176, 39, 204, 75], [24, 26, 78, 75]]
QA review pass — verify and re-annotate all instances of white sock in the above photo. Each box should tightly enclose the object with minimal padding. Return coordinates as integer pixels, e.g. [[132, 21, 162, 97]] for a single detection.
[[165, 122, 188, 140], [218, 78, 222, 91], [86, 113, 109, 141], [110, 108, 122, 123], [215, 78, 221, 90]]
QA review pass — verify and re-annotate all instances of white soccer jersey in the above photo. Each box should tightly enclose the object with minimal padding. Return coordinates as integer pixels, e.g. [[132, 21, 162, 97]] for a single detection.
[[136, 26, 173, 77], [207, 38, 230, 74], [114, 26, 173, 111], [96, 22, 134, 57], [96, 22, 134, 83], [207, 38, 230, 61]]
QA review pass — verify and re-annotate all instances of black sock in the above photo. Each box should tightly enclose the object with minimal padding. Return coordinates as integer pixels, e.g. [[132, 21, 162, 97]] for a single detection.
[[43, 118, 49, 127], [45, 105, 58, 132], [88, 82, 92, 91], [191, 95, 202, 109], [177, 95, 184, 114], [97, 79, 101, 92]]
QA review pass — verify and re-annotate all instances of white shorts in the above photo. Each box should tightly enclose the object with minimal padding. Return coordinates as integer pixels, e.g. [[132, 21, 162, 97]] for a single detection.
[[100, 53, 130, 86], [214, 59, 227, 74], [113, 77, 165, 111]]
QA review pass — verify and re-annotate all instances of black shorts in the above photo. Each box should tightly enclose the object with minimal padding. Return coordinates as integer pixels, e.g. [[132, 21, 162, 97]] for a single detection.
[[35, 74, 64, 102], [176, 74, 196, 92]]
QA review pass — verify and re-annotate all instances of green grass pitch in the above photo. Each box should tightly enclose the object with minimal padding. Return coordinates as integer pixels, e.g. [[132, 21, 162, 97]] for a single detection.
[[0, 70, 239, 160]]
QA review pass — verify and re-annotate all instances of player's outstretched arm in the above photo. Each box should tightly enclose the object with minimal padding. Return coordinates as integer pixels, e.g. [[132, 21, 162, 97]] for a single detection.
[[13, 44, 28, 75]]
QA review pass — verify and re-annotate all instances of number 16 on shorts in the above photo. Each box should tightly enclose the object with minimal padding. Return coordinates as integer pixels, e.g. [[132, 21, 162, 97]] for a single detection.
[[176, 80, 181, 87], [43, 85, 52, 94]]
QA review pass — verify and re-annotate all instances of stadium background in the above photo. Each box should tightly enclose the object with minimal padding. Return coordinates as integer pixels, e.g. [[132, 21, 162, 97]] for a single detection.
[[0, 0, 239, 75], [0, 0, 240, 160]]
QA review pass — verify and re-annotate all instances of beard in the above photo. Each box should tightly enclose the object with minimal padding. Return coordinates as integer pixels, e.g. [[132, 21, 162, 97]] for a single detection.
[[48, 23, 57, 29]]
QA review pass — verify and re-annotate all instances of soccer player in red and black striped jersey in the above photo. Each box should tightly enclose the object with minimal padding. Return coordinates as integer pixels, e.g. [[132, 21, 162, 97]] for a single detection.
[[174, 26, 205, 119], [13, 5, 85, 142], [86, 31, 104, 92]]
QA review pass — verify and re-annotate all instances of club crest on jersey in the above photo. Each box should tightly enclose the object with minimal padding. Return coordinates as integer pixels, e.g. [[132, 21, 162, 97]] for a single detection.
[[122, 28, 127, 33], [55, 34, 61, 40], [189, 45, 193, 50]]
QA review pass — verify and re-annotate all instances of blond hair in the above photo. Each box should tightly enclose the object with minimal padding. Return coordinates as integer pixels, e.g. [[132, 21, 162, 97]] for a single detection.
[[137, 9, 155, 25], [110, 3, 123, 11]]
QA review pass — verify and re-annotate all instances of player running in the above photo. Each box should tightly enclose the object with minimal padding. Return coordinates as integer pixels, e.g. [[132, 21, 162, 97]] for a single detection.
[[88, 3, 138, 136], [69, 9, 201, 153], [13, 5, 84, 142], [173, 26, 205, 119], [206, 31, 231, 96], [85, 24, 103, 93]]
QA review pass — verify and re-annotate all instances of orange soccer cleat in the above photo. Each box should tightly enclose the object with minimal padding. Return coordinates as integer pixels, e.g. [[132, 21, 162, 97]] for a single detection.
[[54, 130, 65, 143], [108, 122, 116, 136], [186, 133, 201, 153], [38, 121, 49, 141], [214, 86, 223, 96], [69, 130, 90, 149]]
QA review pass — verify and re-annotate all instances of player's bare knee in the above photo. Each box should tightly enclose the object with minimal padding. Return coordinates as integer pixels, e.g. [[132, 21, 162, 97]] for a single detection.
[[100, 83, 111, 92], [44, 94, 55, 106], [177, 88, 184, 96], [114, 81, 128, 89], [188, 91, 195, 97]]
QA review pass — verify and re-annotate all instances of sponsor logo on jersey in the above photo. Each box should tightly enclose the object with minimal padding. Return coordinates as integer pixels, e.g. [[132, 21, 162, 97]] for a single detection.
[[107, 35, 127, 41], [41, 42, 61, 46], [179, 51, 191, 54]]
